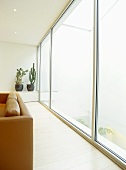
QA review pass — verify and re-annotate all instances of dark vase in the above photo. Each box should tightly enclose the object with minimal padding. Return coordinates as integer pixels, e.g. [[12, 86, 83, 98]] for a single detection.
[[27, 84, 34, 91], [15, 84, 23, 91]]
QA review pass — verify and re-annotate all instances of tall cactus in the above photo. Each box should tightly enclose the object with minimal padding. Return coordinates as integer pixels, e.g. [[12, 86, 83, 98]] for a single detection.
[[29, 63, 36, 84]]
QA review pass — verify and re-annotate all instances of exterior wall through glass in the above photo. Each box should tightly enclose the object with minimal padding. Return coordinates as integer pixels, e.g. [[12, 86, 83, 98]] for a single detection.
[[38, 0, 126, 168]]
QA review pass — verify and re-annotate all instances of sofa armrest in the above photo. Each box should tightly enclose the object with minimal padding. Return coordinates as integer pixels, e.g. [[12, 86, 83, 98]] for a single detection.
[[0, 116, 33, 170], [0, 93, 8, 103]]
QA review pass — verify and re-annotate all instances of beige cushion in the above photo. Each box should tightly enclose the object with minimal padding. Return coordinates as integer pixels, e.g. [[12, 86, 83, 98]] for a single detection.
[[4, 99, 20, 117], [8, 92, 17, 100]]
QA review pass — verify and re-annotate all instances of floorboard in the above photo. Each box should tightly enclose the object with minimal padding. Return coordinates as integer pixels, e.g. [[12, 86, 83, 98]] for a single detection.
[[25, 102, 122, 170]]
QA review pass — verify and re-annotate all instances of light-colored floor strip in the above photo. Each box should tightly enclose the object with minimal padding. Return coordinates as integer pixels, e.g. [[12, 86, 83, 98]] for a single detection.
[[25, 102, 122, 170]]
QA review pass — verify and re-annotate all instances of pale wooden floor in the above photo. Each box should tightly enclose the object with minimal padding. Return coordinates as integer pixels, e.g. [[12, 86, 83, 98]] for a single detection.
[[25, 102, 122, 170]]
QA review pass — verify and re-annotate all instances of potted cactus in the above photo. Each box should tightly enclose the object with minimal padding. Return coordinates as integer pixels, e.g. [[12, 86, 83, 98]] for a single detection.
[[27, 63, 36, 91], [15, 68, 28, 91]]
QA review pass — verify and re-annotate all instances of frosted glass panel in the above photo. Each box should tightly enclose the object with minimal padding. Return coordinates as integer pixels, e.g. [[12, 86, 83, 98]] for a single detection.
[[40, 34, 50, 106], [51, 0, 93, 135], [97, 0, 126, 160]]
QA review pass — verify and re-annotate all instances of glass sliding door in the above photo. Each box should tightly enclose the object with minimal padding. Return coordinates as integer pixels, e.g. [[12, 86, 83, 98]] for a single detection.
[[51, 0, 93, 136], [38, 0, 126, 167], [97, 0, 126, 161], [40, 33, 51, 106]]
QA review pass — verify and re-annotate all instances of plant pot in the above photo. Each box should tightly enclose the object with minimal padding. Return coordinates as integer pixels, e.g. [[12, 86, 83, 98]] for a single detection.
[[27, 84, 34, 91], [15, 84, 23, 91]]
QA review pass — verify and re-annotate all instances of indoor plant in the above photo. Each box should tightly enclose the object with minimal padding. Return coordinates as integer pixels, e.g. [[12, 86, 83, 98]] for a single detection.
[[15, 68, 28, 91], [27, 63, 36, 91]]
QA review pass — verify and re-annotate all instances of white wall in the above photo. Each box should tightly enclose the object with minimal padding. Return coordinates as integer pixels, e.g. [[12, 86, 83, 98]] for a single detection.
[[0, 42, 37, 91]]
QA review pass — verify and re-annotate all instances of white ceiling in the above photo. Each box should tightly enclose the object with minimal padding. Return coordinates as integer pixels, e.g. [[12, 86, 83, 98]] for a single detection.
[[0, 0, 71, 46]]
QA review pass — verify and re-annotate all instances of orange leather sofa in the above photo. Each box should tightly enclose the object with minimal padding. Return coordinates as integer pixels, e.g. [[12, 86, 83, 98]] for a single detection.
[[0, 92, 33, 170]]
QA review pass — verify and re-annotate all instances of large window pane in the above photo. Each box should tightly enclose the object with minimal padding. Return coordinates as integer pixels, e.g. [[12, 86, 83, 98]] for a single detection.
[[97, 0, 126, 160], [51, 0, 93, 135], [40, 34, 50, 106], [37, 45, 40, 91]]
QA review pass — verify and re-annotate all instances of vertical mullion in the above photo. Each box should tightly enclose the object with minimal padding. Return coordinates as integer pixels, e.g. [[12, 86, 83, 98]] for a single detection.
[[92, 0, 99, 141], [39, 43, 42, 102], [36, 47, 38, 91], [49, 29, 53, 109]]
